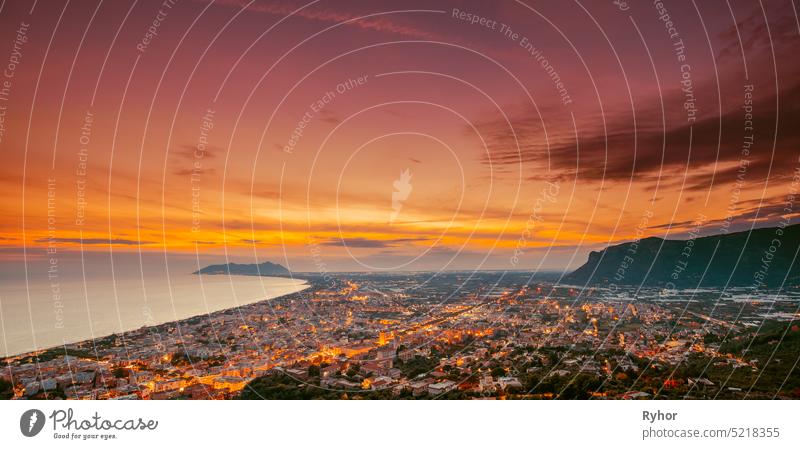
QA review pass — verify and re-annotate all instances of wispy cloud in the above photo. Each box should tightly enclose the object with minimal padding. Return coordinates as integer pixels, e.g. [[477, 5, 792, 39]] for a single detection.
[[321, 236, 430, 248], [174, 144, 220, 160], [213, 0, 440, 39], [34, 238, 154, 245], [173, 167, 217, 177]]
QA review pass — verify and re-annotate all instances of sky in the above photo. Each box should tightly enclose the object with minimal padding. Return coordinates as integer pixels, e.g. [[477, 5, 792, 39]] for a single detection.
[[0, 0, 799, 273]]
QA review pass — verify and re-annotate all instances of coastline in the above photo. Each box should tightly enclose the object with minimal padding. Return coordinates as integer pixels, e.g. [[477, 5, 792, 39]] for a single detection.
[[0, 276, 309, 360]]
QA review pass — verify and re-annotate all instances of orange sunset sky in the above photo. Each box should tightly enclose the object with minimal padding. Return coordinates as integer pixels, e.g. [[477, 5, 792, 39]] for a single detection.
[[0, 0, 799, 273]]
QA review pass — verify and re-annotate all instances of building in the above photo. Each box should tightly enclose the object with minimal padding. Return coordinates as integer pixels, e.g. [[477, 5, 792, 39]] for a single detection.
[[428, 380, 457, 396], [212, 376, 247, 392]]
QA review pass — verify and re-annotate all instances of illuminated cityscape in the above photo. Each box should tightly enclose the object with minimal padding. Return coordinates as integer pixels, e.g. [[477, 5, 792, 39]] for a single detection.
[[3, 272, 798, 400]]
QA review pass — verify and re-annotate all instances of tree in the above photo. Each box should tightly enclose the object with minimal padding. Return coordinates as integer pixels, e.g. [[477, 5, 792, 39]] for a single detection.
[[491, 366, 506, 378], [0, 378, 13, 399]]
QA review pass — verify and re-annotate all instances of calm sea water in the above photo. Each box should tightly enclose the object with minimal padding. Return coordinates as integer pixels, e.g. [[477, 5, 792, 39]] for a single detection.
[[0, 272, 307, 357]]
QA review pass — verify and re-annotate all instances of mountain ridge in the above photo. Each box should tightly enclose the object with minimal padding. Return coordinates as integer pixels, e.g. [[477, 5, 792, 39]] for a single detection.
[[562, 223, 800, 289]]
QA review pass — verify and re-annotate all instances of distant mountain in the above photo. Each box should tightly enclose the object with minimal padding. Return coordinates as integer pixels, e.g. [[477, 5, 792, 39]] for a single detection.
[[193, 261, 291, 277], [563, 224, 800, 289]]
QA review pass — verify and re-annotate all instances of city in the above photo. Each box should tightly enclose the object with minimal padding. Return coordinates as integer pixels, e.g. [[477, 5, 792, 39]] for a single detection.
[[3, 272, 798, 400]]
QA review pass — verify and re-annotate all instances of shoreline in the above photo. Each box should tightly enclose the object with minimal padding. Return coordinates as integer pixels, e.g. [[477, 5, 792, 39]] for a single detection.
[[0, 276, 310, 360]]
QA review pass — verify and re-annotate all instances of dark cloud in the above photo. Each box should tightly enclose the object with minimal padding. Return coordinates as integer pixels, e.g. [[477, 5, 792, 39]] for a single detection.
[[174, 144, 221, 160], [716, 3, 799, 66], [649, 200, 798, 235], [321, 237, 430, 248], [478, 82, 800, 191], [318, 109, 340, 124], [477, 0, 800, 194], [172, 167, 217, 177]]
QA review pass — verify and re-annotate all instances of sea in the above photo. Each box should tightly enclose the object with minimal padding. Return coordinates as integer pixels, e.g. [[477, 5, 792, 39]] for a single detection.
[[0, 253, 308, 358]]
